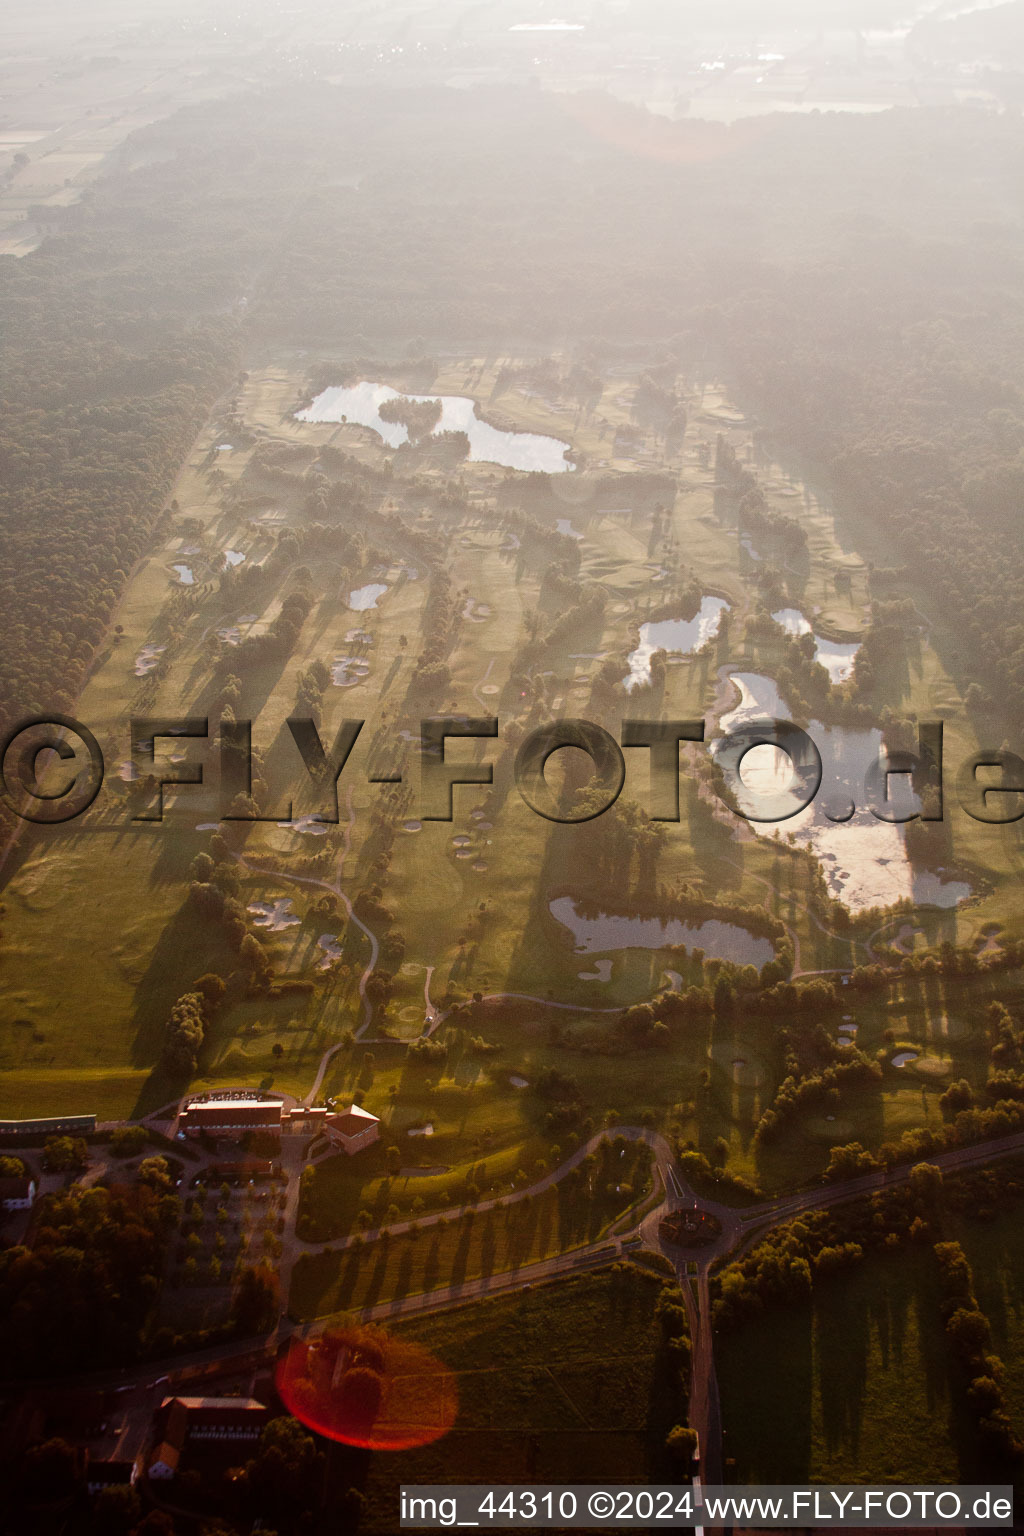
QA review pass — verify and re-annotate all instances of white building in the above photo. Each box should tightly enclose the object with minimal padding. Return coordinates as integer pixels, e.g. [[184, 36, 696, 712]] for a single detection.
[[0, 1176, 36, 1211]]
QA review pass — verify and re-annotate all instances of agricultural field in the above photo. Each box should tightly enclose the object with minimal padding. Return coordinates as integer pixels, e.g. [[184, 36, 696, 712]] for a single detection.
[[351, 1265, 688, 1528]]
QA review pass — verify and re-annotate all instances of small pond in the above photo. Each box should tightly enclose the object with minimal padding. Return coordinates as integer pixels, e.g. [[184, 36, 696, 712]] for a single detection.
[[771, 607, 860, 684], [625, 597, 730, 691], [549, 895, 774, 967]]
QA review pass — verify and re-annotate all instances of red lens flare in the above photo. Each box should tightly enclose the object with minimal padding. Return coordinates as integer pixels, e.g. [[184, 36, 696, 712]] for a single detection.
[[276, 1324, 458, 1451]]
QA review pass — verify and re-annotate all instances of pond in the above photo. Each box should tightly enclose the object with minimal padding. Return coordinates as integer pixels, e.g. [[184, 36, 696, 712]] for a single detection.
[[296, 381, 573, 474], [549, 895, 774, 967], [715, 670, 972, 913], [171, 564, 195, 586], [224, 549, 245, 567], [348, 583, 387, 611], [771, 607, 860, 684], [625, 597, 730, 691]]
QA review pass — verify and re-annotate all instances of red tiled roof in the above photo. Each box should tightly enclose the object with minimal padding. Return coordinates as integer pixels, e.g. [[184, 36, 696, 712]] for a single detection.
[[326, 1108, 380, 1138]]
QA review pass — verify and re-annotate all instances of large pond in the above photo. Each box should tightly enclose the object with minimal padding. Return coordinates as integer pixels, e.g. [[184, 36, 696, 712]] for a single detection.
[[715, 670, 972, 913], [771, 608, 860, 684], [549, 895, 774, 967], [296, 382, 573, 474], [625, 597, 730, 691]]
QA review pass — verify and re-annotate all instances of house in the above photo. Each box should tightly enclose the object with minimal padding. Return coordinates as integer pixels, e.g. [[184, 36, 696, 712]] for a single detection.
[[0, 1114, 95, 1139], [284, 1106, 328, 1134], [323, 1103, 381, 1156], [179, 1094, 283, 1142], [171, 1396, 270, 1443], [147, 1440, 181, 1480], [0, 1176, 36, 1211], [87, 1456, 138, 1495], [148, 1397, 187, 1479], [148, 1396, 269, 1476]]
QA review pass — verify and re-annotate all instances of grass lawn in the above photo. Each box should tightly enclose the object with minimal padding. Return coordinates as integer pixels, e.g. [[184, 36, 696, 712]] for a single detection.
[[291, 1143, 654, 1318]]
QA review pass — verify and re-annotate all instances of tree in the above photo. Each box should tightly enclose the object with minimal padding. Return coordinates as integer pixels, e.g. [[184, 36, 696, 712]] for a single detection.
[[160, 991, 207, 1078], [246, 1416, 323, 1521], [42, 1136, 88, 1173], [138, 1156, 172, 1191], [93, 1482, 142, 1535], [109, 1127, 148, 1158], [194, 972, 226, 1012], [19, 1437, 81, 1504], [666, 1424, 698, 1466], [129, 1514, 176, 1536], [946, 1306, 991, 1361], [339, 1363, 384, 1430], [241, 932, 272, 985], [232, 1262, 279, 1334]]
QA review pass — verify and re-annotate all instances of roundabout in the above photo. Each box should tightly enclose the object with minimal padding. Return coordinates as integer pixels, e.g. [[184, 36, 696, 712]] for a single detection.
[[658, 1202, 723, 1250]]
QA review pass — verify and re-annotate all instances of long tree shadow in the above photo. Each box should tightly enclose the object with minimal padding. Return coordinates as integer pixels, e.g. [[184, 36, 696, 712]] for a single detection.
[[716, 1303, 814, 1481]]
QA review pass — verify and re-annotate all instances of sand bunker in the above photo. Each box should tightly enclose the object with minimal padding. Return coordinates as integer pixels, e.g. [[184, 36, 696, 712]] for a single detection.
[[134, 644, 165, 677], [316, 933, 343, 968], [579, 959, 613, 982], [277, 815, 330, 837], [248, 898, 300, 931], [331, 655, 372, 687], [348, 583, 387, 611]]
